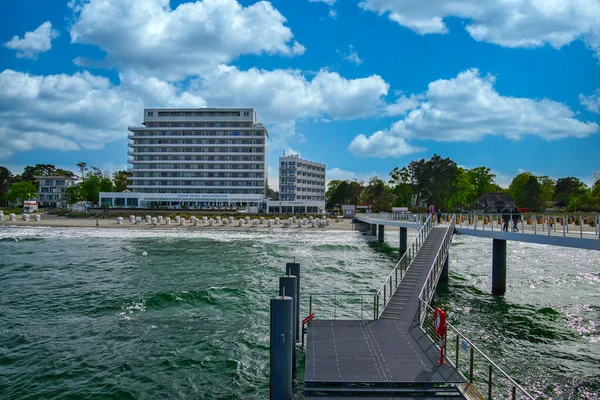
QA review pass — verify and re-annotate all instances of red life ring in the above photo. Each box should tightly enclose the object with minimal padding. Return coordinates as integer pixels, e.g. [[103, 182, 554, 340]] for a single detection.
[[433, 307, 446, 337]]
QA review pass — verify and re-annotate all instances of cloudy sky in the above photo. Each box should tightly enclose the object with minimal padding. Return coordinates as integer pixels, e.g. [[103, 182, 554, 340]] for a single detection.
[[1, 0, 599, 188]]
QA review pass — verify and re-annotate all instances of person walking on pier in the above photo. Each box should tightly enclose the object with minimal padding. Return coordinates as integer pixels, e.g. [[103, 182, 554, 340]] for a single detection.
[[511, 208, 520, 232], [502, 208, 510, 232], [436, 209, 442, 225]]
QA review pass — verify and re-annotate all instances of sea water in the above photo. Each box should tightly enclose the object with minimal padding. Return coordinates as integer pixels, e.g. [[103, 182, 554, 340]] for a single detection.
[[0, 226, 598, 399]]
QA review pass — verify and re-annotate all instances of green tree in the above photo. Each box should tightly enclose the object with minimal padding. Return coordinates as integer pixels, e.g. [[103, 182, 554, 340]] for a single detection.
[[523, 175, 542, 211], [6, 181, 37, 204], [326, 180, 364, 208], [508, 172, 534, 207], [554, 177, 587, 208], [538, 176, 555, 204], [81, 172, 102, 203], [448, 168, 474, 210], [389, 167, 412, 207], [325, 180, 343, 208], [99, 177, 114, 193], [466, 166, 496, 199], [66, 185, 85, 204], [0, 166, 14, 207], [359, 177, 392, 212], [21, 164, 58, 182], [77, 162, 88, 181]]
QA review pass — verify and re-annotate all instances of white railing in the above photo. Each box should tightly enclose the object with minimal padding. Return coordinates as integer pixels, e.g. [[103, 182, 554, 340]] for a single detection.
[[456, 213, 600, 240]]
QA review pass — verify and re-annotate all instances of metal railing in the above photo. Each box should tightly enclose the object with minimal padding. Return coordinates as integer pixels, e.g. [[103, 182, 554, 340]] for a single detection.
[[417, 214, 534, 399], [308, 292, 377, 321], [456, 213, 600, 240], [419, 303, 534, 400], [358, 212, 424, 224], [418, 215, 455, 324], [375, 213, 434, 318]]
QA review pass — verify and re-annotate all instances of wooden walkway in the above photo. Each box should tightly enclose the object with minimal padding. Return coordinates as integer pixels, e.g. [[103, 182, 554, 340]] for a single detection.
[[304, 227, 466, 398]]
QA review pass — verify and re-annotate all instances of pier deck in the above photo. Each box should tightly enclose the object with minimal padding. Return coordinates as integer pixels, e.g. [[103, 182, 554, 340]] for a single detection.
[[304, 226, 466, 398]]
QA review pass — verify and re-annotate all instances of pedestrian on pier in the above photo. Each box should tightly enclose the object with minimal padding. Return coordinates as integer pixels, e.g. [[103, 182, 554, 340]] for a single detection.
[[436, 209, 442, 224], [511, 208, 519, 232], [502, 208, 510, 232]]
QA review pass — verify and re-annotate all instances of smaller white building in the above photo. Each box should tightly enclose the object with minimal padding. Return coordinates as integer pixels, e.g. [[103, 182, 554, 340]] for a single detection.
[[36, 176, 78, 209], [276, 154, 325, 213]]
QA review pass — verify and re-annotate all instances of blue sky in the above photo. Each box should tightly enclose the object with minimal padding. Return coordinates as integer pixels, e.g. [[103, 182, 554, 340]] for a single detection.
[[1, 0, 599, 189]]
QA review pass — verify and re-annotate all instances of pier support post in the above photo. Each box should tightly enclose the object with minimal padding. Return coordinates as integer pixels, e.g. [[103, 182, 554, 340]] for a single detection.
[[285, 262, 301, 342], [399, 227, 407, 255], [440, 254, 449, 282], [270, 296, 293, 400], [378, 224, 385, 243], [492, 239, 507, 296], [371, 223, 377, 236], [279, 276, 298, 378]]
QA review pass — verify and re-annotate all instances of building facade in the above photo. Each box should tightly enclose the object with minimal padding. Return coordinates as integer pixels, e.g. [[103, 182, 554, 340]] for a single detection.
[[101, 108, 268, 210], [268, 154, 326, 214], [36, 175, 78, 209]]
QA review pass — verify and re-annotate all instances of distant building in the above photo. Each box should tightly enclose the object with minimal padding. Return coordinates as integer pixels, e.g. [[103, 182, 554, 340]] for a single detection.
[[100, 108, 268, 211], [472, 193, 516, 213], [266, 154, 326, 214], [35, 175, 78, 209]]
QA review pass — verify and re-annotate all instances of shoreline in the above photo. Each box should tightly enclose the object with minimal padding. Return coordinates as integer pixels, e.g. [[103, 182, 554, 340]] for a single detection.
[[0, 214, 357, 231]]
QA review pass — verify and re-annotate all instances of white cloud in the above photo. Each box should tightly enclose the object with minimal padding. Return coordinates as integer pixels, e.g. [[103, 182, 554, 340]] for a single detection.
[[309, 0, 336, 6], [579, 89, 600, 113], [359, 0, 600, 58], [342, 45, 362, 65], [69, 0, 305, 80], [329, 9, 338, 19], [196, 65, 389, 123], [4, 21, 59, 59], [0, 69, 205, 160], [268, 122, 306, 151], [352, 69, 599, 157], [349, 68, 598, 158], [348, 131, 425, 158], [383, 94, 423, 116]]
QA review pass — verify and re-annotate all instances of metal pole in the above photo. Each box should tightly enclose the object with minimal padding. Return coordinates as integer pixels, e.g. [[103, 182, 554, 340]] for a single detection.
[[455, 334, 459, 367], [469, 347, 474, 383], [580, 215, 583, 238], [488, 365, 493, 400]]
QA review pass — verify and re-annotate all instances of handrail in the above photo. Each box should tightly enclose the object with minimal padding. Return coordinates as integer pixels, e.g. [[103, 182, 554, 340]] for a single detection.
[[375, 213, 434, 318], [417, 214, 534, 399], [418, 214, 455, 323], [455, 212, 599, 241], [419, 301, 534, 399]]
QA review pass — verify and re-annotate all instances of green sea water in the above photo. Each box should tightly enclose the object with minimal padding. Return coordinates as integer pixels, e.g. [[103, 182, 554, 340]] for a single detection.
[[0, 226, 598, 399]]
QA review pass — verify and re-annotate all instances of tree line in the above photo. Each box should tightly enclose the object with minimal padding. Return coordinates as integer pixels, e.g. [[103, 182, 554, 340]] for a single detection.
[[326, 154, 600, 213], [0, 162, 132, 207]]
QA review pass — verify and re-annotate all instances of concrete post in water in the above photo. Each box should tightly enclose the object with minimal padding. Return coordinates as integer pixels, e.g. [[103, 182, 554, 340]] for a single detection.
[[492, 239, 507, 295], [371, 223, 377, 236], [378, 224, 385, 243], [270, 296, 293, 400], [285, 262, 301, 341], [440, 254, 449, 282], [399, 227, 408, 255], [279, 276, 297, 377]]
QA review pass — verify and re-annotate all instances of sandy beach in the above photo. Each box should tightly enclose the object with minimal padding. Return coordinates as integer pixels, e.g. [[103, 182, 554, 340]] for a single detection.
[[0, 213, 357, 231]]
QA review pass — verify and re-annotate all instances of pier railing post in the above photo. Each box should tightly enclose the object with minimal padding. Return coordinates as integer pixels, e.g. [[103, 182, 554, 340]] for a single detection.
[[488, 365, 493, 400], [469, 347, 474, 383]]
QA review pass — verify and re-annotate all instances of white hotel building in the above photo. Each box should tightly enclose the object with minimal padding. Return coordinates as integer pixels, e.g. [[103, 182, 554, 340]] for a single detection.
[[265, 154, 326, 214], [100, 108, 268, 210]]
